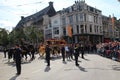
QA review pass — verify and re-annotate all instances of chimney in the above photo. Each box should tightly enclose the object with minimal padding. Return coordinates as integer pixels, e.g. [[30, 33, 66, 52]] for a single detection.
[[21, 16, 24, 20], [75, 1, 77, 3], [109, 15, 111, 18], [49, 1, 53, 6]]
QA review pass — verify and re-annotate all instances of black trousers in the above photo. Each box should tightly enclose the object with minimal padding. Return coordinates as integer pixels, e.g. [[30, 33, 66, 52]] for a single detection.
[[74, 55, 79, 65], [46, 58, 50, 66], [62, 53, 65, 61], [16, 61, 21, 74], [81, 51, 84, 58], [31, 52, 35, 60], [4, 52, 6, 58]]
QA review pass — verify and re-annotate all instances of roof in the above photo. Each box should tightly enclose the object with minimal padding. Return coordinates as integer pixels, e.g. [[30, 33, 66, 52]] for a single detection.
[[61, 1, 101, 14], [15, 2, 56, 29]]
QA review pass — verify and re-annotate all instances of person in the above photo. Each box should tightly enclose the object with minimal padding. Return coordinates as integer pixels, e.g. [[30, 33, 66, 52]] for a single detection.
[[65, 44, 70, 60], [69, 44, 74, 60], [45, 44, 51, 66], [39, 44, 45, 57], [74, 44, 80, 66], [8, 48, 14, 62], [80, 43, 85, 59], [28, 44, 35, 61], [14, 44, 22, 75], [61, 44, 65, 62], [86, 43, 90, 54], [3, 48, 7, 58]]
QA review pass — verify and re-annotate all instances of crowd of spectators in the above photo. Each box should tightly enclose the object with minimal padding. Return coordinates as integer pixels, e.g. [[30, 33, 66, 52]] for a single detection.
[[96, 41, 120, 61]]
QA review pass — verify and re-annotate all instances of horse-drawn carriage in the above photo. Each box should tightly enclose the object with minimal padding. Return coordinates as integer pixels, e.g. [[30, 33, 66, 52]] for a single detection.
[[39, 39, 66, 57]]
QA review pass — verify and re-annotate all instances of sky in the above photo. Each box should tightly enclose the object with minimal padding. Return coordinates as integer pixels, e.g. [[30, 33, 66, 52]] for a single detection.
[[0, 0, 120, 32]]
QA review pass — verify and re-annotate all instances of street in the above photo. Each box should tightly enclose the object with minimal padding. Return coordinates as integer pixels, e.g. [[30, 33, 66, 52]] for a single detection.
[[0, 52, 120, 80]]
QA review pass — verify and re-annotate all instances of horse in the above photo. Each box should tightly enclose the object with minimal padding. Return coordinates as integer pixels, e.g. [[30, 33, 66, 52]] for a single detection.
[[20, 45, 31, 61]]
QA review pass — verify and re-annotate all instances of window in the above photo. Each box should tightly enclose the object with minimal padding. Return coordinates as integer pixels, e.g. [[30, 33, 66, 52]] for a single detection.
[[63, 27, 66, 35], [94, 16, 98, 23], [53, 27, 59, 35], [100, 26, 103, 33], [49, 22, 52, 28], [90, 25, 92, 32], [46, 29, 52, 34], [90, 7, 94, 12], [45, 29, 52, 40], [78, 5, 82, 11], [76, 25, 79, 33], [97, 26, 99, 33], [76, 14, 78, 22], [85, 25, 87, 33], [62, 17, 66, 25], [84, 14, 86, 22], [94, 25, 97, 33], [80, 25, 84, 33], [80, 13, 84, 21], [94, 16, 96, 23], [69, 15, 73, 24], [88, 15, 93, 22], [54, 20, 58, 24], [69, 7, 73, 12]]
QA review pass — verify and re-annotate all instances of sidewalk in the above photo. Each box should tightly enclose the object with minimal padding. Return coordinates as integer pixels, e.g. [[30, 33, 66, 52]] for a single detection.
[[0, 52, 120, 80]]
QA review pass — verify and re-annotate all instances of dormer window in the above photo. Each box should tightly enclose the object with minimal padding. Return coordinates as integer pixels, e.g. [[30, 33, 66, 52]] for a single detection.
[[54, 20, 58, 24]]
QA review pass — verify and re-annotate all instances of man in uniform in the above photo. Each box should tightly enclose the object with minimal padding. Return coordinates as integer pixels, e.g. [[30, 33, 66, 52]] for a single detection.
[[61, 44, 65, 62], [28, 44, 35, 61], [14, 44, 22, 75], [45, 44, 51, 66], [80, 43, 85, 59], [74, 44, 80, 66]]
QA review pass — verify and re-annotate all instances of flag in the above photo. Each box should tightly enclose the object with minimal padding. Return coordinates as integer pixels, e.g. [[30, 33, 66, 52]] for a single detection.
[[67, 24, 72, 37], [112, 14, 115, 31]]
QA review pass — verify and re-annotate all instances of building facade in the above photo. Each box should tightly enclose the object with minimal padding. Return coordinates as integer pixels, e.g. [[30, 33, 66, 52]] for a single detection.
[[15, 2, 56, 42], [44, 13, 63, 40], [44, 0, 103, 44], [15, 1, 120, 44], [102, 15, 120, 42]]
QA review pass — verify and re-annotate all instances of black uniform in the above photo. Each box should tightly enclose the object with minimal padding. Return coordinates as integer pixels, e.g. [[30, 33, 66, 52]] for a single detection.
[[14, 47, 22, 75], [80, 44, 85, 59], [45, 45, 51, 66], [61, 46, 65, 61], [28, 44, 35, 60], [8, 48, 14, 61], [74, 45, 79, 66], [3, 48, 7, 58]]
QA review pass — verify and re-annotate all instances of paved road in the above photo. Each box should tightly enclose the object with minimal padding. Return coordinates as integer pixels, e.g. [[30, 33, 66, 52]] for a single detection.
[[0, 52, 120, 80]]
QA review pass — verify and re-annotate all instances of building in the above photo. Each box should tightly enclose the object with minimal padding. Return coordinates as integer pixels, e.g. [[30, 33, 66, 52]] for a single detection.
[[44, 12, 62, 40], [17, 1, 120, 44], [102, 15, 112, 42], [44, 0, 103, 44], [102, 15, 120, 42], [15, 2, 56, 41]]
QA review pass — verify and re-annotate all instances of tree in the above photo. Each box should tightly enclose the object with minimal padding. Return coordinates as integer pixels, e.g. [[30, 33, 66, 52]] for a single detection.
[[23, 26, 43, 43], [9, 26, 43, 46], [0, 28, 9, 47], [8, 27, 26, 46]]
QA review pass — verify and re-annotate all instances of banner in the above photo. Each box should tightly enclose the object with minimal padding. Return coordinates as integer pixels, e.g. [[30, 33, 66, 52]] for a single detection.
[[112, 15, 115, 31], [67, 24, 72, 37]]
